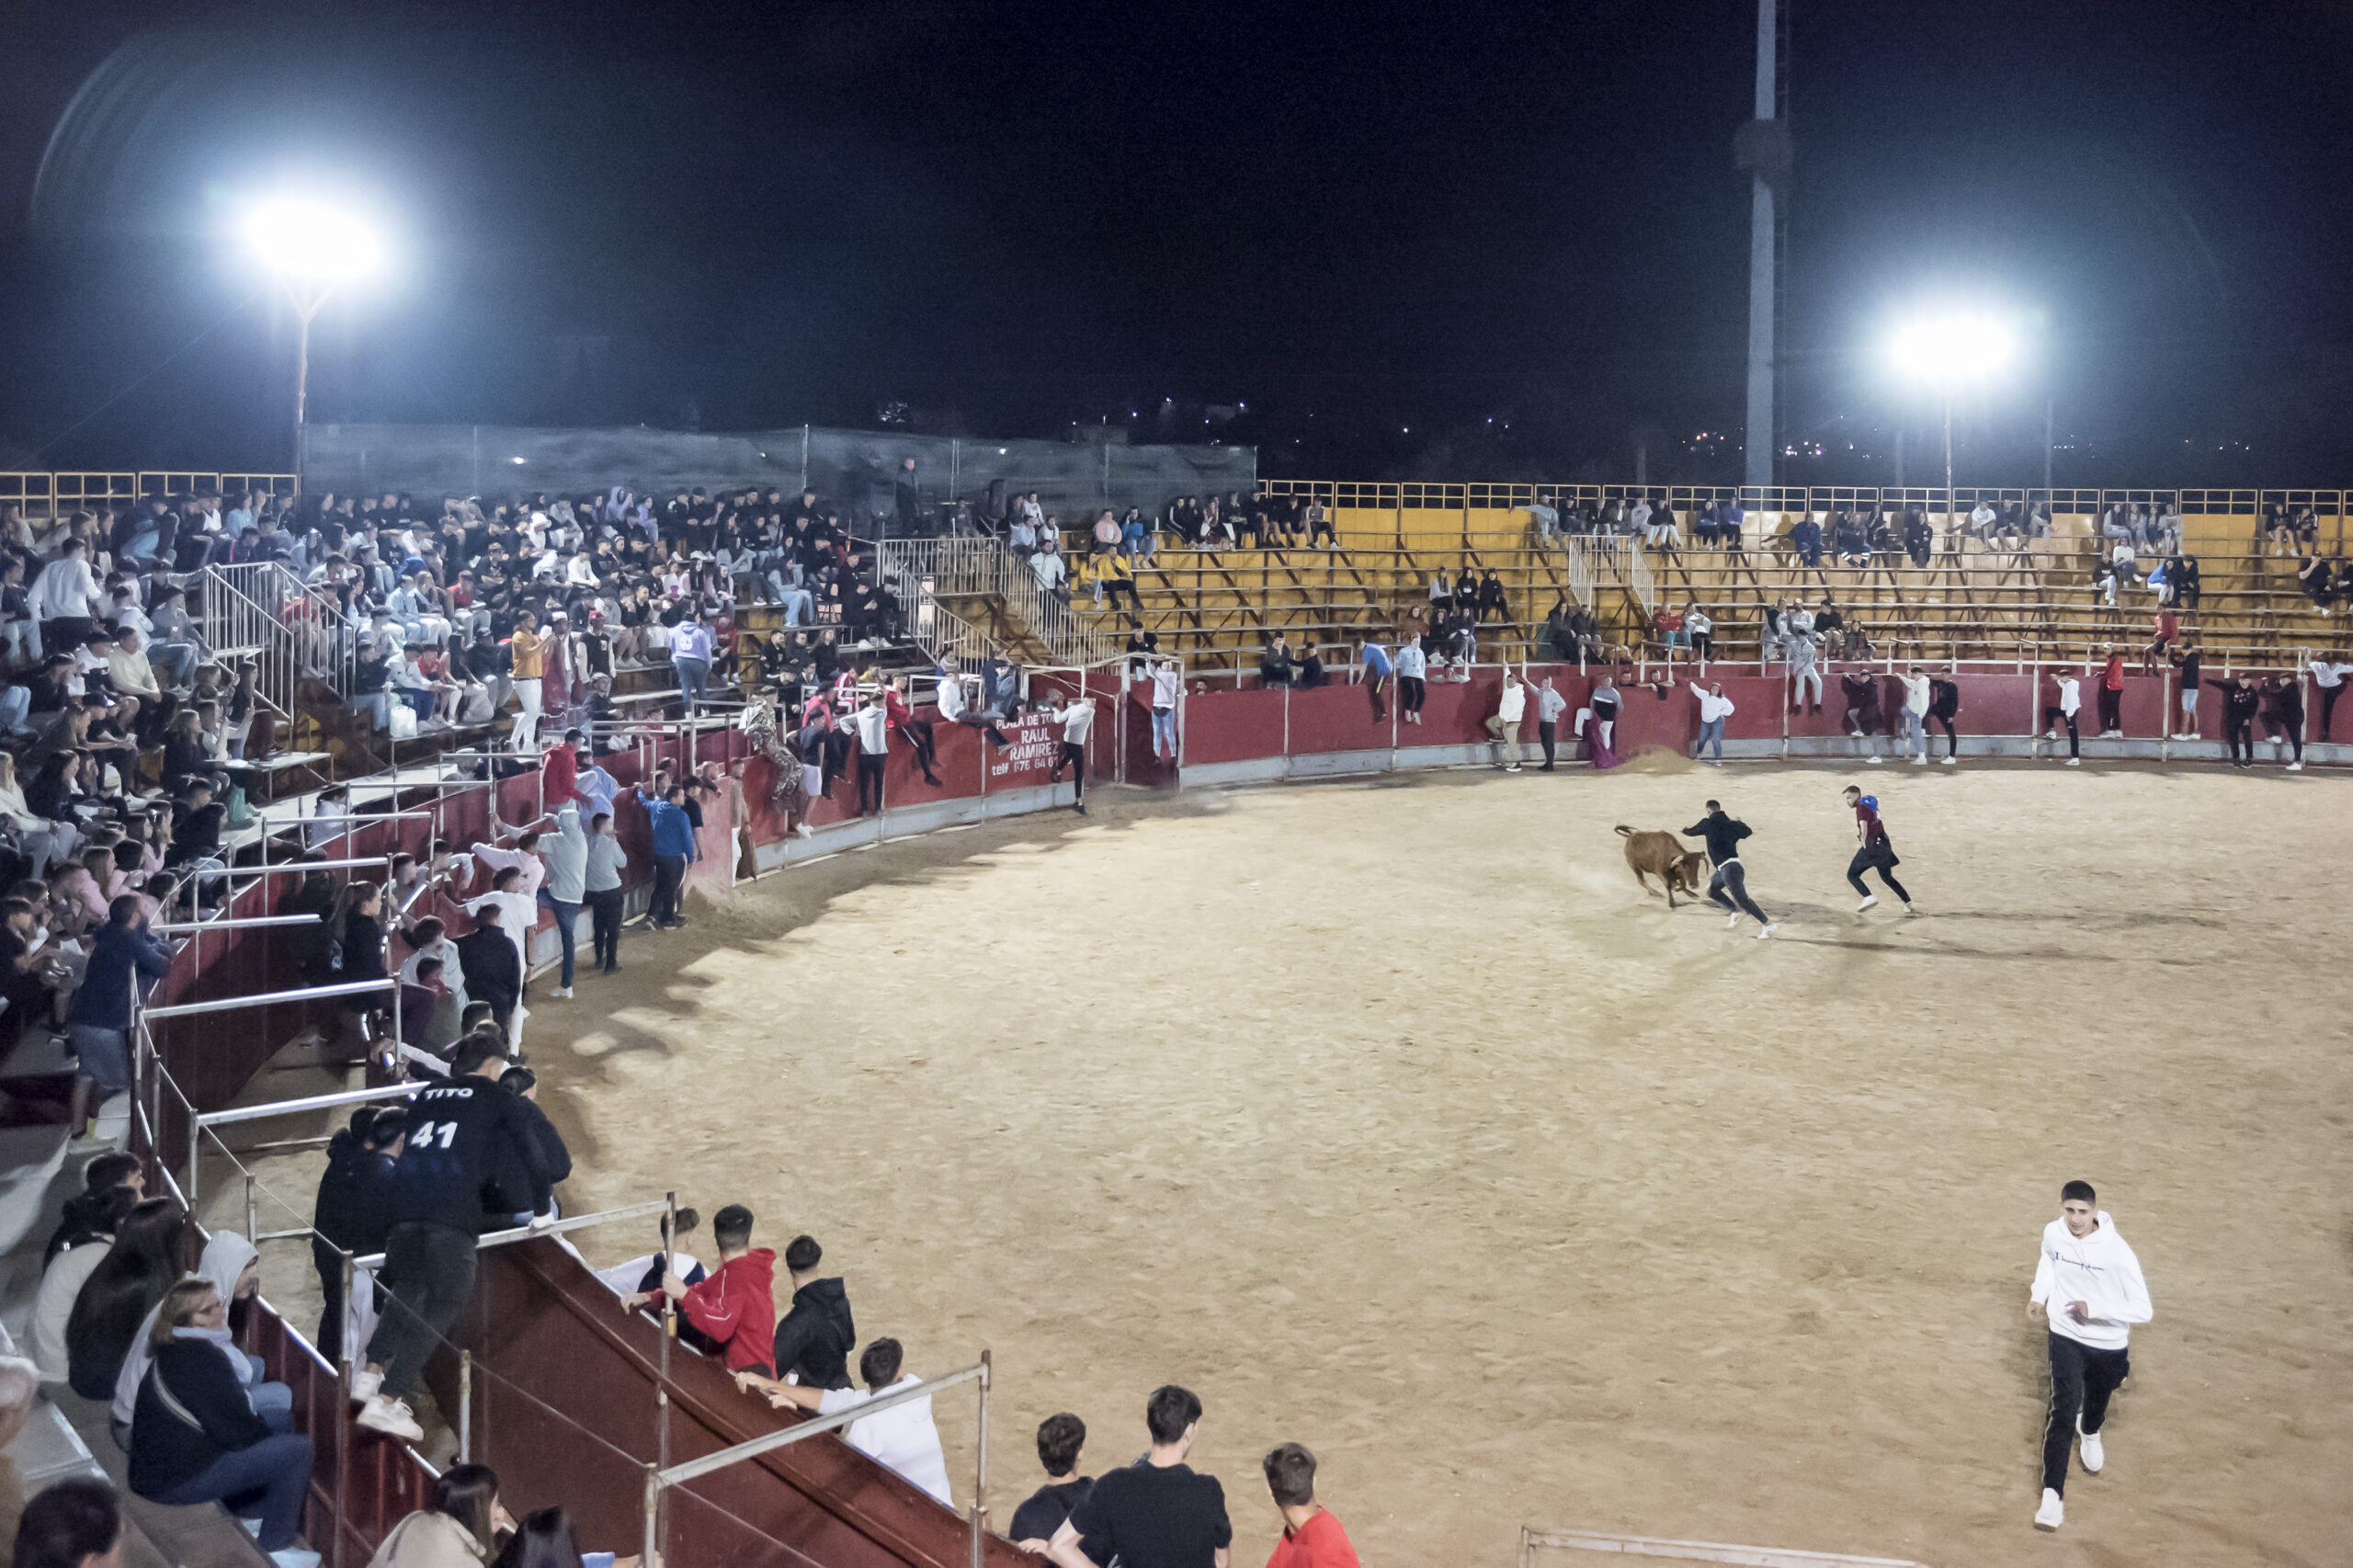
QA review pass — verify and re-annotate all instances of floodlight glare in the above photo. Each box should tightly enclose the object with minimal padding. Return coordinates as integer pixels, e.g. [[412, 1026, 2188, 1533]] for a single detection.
[[243, 198, 382, 282], [1887, 313, 2015, 388]]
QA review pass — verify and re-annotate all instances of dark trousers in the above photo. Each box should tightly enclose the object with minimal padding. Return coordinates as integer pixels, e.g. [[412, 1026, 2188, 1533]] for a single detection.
[[2320, 684, 2340, 741], [953, 713, 1013, 747], [313, 1237, 347, 1364], [1053, 740, 1086, 799], [2043, 1332, 2129, 1496], [2042, 707, 2080, 758], [651, 854, 686, 925], [855, 751, 886, 814], [901, 718, 939, 780], [1690, 632, 1713, 660], [1398, 675, 1426, 715], [1367, 674, 1388, 721], [1103, 578, 1140, 608], [540, 892, 579, 987], [1845, 845, 1911, 903], [149, 1432, 315, 1551], [1931, 713, 1958, 756], [2264, 719, 2302, 763], [2097, 687, 2122, 733], [1537, 720, 1557, 768], [589, 887, 624, 970], [2226, 717, 2254, 764], [365, 1220, 478, 1401], [1706, 859, 1767, 923]]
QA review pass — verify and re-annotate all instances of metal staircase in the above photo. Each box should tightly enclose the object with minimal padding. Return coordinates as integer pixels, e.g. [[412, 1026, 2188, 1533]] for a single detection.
[[876, 538, 1119, 667]]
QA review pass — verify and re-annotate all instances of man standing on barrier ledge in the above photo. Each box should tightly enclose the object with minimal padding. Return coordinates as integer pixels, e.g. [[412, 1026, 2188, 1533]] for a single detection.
[[354, 1038, 554, 1443], [1048, 693, 1097, 814]]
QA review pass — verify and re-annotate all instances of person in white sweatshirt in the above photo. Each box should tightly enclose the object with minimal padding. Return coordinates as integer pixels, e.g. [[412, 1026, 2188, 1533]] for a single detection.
[[1899, 666, 1932, 765], [1485, 668, 1528, 771], [1688, 680, 1735, 762], [2028, 1179, 2153, 1533]]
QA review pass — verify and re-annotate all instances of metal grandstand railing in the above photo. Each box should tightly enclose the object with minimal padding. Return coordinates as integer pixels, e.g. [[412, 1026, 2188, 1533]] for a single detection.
[[1545, 537, 1597, 609], [876, 536, 1119, 665], [194, 561, 357, 716], [1578, 538, 1656, 617]]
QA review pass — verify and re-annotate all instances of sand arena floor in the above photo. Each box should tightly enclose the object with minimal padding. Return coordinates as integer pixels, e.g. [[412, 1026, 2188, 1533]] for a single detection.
[[237, 760, 2352, 1566]]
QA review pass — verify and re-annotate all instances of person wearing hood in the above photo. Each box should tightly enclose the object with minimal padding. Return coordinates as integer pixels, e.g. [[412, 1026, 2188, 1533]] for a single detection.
[[30, 1181, 139, 1384], [759, 1233, 858, 1392], [313, 1107, 407, 1364], [485, 1068, 571, 1223], [126, 1277, 316, 1564], [2028, 1179, 2154, 1534], [626, 1204, 775, 1377], [113, 1231, 287, 1446]]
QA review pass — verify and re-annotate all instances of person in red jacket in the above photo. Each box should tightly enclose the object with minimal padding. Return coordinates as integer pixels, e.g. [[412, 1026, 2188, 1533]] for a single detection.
[[2095, 647, 2127, 737], [884, 676, 942, 786], [631, 1203, 776, 1375]]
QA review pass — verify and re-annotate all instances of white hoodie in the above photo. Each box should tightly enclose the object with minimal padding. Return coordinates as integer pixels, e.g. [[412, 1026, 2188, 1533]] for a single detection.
[[2030, 1210, 2152, 1351]]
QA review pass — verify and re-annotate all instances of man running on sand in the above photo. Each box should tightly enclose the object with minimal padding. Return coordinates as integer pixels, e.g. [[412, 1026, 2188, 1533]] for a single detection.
[[1840, 785, 1913, 914], [2029, 1179, 2153, 1533], [1684, 799, 1775, 939]]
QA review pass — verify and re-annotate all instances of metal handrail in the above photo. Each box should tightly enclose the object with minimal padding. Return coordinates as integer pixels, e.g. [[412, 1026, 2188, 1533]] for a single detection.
[[143, 977, 393, 1019], [350, 1199, 673, 1271], [193, 1082, 418, 1129], [658, 1361, 987, 1487]]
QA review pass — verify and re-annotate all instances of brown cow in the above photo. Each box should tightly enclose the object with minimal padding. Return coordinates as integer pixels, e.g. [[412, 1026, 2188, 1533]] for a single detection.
[[1616, 824, 1710, 908]]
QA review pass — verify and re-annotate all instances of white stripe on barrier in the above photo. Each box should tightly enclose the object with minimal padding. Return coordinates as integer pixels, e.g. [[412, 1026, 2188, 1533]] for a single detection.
[[1522, 1529, 1930, 1568]]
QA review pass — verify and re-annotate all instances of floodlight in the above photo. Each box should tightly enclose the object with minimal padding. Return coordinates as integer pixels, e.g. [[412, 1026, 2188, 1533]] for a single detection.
[[1887, 313, 2015, 388], [243, 198, 383, 282]]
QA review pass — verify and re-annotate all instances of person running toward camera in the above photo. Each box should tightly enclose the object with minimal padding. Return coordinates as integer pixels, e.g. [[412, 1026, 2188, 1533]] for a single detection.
[[1684, 799, 1774, 939], [1839, 786, 1913, 914], [2029, 1179, 2153, 1534]]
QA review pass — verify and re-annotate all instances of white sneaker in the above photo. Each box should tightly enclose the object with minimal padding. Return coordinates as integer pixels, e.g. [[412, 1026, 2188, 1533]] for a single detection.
[[1940, 756, 1956, 765], [1727, 912, 1741, 928], [2077, 1419, 2104, 1473], [2034, 1487, 2064, 1530], [2287, 761, 2303, 771], [1911, 755, 1927, 766], [2066, 758, 2080, 767], [2043, 729, 2056, 741], [1756, 923, 1776, 939], [551, 986, 573, 999], [271, 1551, 323, 1568], [358, 1395, 425, 1442], [1855, 894, 1878, 912], [1505, 764, 1522, 773], [1866, 755, 1881, 764], [1901, 902, 1918, 915], [348, 1369, 382, 1405]]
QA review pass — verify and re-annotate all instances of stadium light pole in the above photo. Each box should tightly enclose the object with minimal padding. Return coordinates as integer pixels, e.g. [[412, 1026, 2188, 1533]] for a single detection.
[[244, 198, 383, 481], [1888, 314, 2015, 531]]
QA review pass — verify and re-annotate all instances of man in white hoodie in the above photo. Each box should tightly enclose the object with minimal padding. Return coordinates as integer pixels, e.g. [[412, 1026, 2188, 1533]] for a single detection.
[[1485, 668, 1528, 771], [1899, 665, 1932, 765], [2028, 1179, 2153, 1532]]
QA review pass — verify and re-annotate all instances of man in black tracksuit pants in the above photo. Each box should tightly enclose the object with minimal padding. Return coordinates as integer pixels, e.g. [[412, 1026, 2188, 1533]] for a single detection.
[[355, 1038, 552, 1440], [1686, 800, 1775, 938]]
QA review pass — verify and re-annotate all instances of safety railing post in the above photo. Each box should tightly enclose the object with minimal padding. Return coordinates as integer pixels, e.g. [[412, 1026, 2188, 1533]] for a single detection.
[[244, 1174, 257, 1251], [971, 1347, 992, 1568], [641, 1466, 661, 1568], [459, 1350, 472, 1462], [335, 1249, 355, 1568]]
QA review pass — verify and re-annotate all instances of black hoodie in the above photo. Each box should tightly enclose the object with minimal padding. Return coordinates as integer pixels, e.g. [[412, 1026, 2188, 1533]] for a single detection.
[[313, 1129, 398, 1256], [770, 1277, 857, 1390]]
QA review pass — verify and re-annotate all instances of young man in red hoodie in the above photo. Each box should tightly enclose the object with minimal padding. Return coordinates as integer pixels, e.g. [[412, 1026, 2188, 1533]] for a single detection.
[[639, 1203, 776, 1376]]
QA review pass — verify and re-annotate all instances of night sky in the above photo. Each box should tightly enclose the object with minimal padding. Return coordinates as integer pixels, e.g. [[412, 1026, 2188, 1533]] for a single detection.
[[2, 1, 2349, 486]]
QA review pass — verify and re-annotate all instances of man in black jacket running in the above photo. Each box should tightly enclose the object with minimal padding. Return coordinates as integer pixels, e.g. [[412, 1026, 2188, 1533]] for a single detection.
[[1686, 800, 1776, 939], [354, 1038, 553, 1441]]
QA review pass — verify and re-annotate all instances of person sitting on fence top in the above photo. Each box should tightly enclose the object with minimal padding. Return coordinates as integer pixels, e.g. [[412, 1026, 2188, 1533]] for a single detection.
[[742, 1337, 953, 1508], [631, 1202, 775, 1377], [355, 1035, 554, 1443], [1012, 1413, 1099, 1558], [593, 1208, 706, 1302]]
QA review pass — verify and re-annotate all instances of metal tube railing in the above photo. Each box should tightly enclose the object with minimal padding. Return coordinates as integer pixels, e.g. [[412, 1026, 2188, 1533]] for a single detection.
[[350, 1199, 672, 1271], [659, 1361, 986, 1486], [193, 1081, 417, 1130], [143, 977, 393, 1019]]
